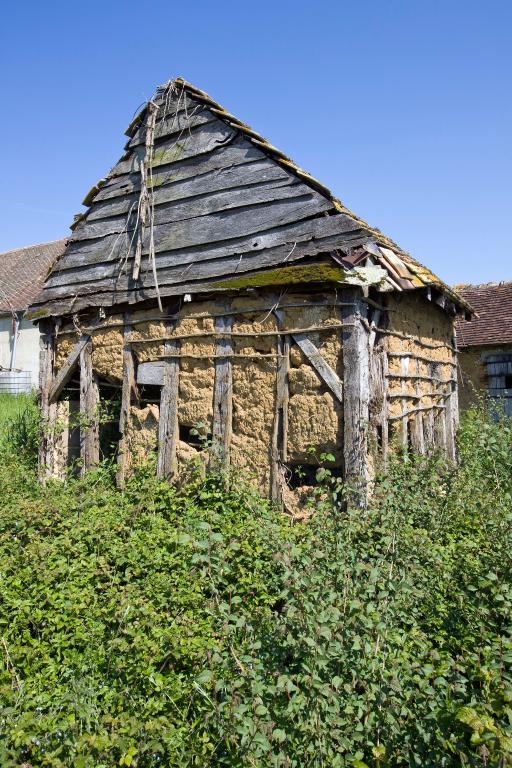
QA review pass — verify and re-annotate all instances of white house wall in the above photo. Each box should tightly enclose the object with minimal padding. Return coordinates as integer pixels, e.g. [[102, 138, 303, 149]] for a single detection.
[[0, 314, 40, 388]]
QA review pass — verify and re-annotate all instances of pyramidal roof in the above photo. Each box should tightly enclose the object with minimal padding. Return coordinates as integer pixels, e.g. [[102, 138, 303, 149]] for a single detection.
[[28, 77, 469, 319]]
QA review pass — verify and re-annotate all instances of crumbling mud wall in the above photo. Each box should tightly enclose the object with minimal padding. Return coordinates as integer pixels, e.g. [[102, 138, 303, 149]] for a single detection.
[[371, 291, 457, 454], [51, 286, 459, 500], [52, 290, 345, 498]]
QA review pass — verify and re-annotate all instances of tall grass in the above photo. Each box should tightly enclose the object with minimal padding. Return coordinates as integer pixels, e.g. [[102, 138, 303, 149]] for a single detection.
[[0, 392, 39, 460]]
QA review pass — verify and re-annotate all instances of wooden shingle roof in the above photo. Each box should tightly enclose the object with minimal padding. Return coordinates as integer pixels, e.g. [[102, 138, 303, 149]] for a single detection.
[[28, 78, 469, 319], [456, 281, 512, 348], [0, 239, 66, 314]]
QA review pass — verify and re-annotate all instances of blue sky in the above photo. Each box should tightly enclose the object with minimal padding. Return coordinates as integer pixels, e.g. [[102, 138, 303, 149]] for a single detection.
[[0, 0, 510, 285]]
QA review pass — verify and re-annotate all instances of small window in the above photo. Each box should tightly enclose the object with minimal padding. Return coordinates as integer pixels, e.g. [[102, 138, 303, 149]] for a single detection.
[[506, 375, 512, 390]]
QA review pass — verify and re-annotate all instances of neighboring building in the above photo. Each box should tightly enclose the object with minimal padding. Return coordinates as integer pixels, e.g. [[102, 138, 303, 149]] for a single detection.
[[28, 78, 470, 504], [0, 240, 66, 393], [456, 281, 512, 416]]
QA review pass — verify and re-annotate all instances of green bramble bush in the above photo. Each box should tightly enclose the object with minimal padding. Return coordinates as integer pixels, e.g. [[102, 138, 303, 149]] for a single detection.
[[0, 397, 511, 767]]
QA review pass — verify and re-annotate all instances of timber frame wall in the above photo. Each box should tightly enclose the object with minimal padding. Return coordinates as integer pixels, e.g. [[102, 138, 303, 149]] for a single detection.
[[39, 284, 459, 504]]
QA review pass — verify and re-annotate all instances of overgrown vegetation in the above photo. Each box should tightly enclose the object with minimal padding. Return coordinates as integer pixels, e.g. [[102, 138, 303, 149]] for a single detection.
[[0, 396, 511, 767]]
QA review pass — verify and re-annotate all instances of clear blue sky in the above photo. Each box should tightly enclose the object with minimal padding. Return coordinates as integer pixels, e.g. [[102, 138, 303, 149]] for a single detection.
[[1, 0, 510, 285]]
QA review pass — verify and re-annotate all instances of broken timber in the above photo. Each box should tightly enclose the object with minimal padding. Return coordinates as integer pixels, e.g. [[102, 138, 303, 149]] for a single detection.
[[291, 333, 343, 403], [48, 335, 90, 404]]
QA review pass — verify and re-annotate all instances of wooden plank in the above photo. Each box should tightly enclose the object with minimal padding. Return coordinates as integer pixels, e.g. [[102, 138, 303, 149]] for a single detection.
[[68, 180, 309, 244], [210, 307, 233, 471], [412, 358, 425, 454], [271, 309, 290, 503], [48, 207, 361, 274], [116, 317, 137, 488], [87, 159, 291, 222], [30, 246, 371, 322], [38, 319, 57, 481], [486, 361, 512, 375], [400, 356, 409, 448], [37, 213, 362, 301], [69, 191, 328, 251], [93, 138, 266, 202], [444, 377, 457, 461], [29, 236, 372, 320], [80, 339, 100, 474], [137, 360, 165, 385], [341, 287, 370, 502], [39, 232, 367, 309], [157, 336, 180, 480], [126, 91, 201, 139], [369, 343, 388, 465], [48, 335, 89, 403], [291, 333, 343, 403], [112, 121, 238, 177], [381, 348, 389, 468], [485, 353, 512, 364], [128, 107, 216, 148]]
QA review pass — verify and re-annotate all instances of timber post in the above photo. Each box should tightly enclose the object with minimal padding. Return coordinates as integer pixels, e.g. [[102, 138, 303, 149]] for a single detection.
[[117, 316, 137, 487], [210, 302, 233, 473], [157, 333, 180, 480], [271, 308, 290, 504], [38, 319, 57, 481], [79, 338, 100, 474], [341, 287, 370, 503]]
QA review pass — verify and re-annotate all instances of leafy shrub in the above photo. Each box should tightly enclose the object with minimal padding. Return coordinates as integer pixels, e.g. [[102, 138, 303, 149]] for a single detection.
[[0, 406, 511, 767]]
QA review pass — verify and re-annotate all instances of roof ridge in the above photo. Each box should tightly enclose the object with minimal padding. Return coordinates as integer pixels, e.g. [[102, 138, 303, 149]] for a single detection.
[[456, 280, 512, 290]]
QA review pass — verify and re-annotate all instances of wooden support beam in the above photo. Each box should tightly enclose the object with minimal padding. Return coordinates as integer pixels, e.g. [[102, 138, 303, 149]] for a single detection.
[[271, 309, 290, 504], [48, 335, 89, 404], [369, 345, 389, 468], [117, 317, 138, 488], [381, 349, 389, 469], [424, 402, 435, 452], [38, 319, 57, 482], [412, 358, 425, 454], [444, 378, 457, 461], [292, 333, 343, 403], [341, 287, 370, 502], [80, 339, 100, 474], [400, 356, 410, 448], [210, 307, 233, 472], [157, 336, 180, 480]]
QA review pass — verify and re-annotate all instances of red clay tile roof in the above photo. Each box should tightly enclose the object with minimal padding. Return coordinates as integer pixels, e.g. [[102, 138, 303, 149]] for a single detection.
[[455, 281, 512, 348], [0, 239, 67, 314]]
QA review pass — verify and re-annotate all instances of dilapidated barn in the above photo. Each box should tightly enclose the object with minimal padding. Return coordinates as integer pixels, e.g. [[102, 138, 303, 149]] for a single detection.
[[28, 78, 470, 507]]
